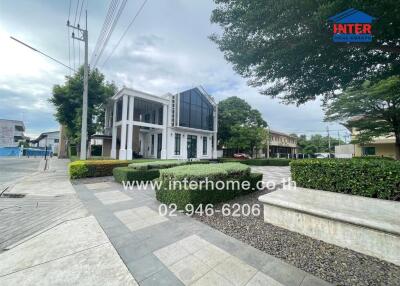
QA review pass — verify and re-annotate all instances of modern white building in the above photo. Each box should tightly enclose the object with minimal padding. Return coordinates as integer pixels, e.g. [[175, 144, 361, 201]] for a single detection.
[[101, 87, 218, 160], [31, 131, 60, 154], [0, 119, 25, 147]]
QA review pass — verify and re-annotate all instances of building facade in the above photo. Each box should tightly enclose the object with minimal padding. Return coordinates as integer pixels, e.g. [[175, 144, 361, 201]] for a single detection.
[[31, 131, 60, 154], [102, 87, 218, 160], [267, 130, 297, 158], [349, 127, 397, 158], [0, 119, 25, 148]]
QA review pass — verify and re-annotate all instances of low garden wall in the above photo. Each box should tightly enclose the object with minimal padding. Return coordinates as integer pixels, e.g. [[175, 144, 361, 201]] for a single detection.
[[290, 159, 400, 200]]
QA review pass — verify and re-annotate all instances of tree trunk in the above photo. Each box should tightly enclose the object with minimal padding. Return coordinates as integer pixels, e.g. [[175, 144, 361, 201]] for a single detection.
[[395, 132, 400, 160]]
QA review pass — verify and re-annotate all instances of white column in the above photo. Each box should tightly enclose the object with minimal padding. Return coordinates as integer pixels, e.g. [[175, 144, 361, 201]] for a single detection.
[[161, 104, 168, 159], [111, 101, 117, 159], [213, 106, 218, 159], [126, 96, 134, 160], [119, 95, 128, 160]]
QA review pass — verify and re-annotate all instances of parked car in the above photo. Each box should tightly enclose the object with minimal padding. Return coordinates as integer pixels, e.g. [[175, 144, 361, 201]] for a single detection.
[[233, 153, 251, 159], [315, 153, 335, 159]]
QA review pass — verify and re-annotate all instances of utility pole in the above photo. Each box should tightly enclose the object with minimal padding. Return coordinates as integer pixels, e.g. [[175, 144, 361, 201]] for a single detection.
[[327, 126, 331, 153], [68, 11, 89, 160]]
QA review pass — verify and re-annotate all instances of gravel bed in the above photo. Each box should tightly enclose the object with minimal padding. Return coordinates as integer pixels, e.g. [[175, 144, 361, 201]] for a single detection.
[[193, 188, 400, 286]]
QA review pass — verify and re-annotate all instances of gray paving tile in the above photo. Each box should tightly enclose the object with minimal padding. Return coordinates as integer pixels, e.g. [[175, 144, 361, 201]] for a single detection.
[[300, 275, 332, 286], [140, 268, 184, 286], [126, 254, 165, 282], [262, 259, 306, 286]]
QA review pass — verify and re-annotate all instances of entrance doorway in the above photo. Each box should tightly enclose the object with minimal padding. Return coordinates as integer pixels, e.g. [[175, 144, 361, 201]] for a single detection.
[[187, 135, 197, 159], [157, 133, 162, 159]]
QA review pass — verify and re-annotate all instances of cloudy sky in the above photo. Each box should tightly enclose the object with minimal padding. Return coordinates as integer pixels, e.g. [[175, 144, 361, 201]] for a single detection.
[[0, 0, 347, 140]]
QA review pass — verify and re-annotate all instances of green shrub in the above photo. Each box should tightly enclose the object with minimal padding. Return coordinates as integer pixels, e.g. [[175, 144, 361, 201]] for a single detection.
[[69, 160, 131, 179], [352, 156, 395, 161], [113, 167, 160, 184], [159, 162, 250, 182], [219, 158, 291, 166], [290, 159, 400, 200], [129, 160, 185, 170], [69, 159, 158, 179], [129, 159, 209, 170], [156, 163, 262, 209]]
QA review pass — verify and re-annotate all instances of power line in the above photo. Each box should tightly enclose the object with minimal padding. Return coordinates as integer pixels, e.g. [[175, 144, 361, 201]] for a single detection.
[[90, 0, 120, 66], [68, 0, 72, 75], [74, 0, 80, 26], [92, 0, 128, 68], [101, 0, 148, 67], [78, 0, 85, 26], [10, 36, 75, 72]]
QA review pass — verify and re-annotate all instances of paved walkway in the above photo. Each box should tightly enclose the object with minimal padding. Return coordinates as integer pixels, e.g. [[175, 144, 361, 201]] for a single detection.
[[250, 166, 291, 185], [74, 178, 331, 286], [0, 159, 136, 285]]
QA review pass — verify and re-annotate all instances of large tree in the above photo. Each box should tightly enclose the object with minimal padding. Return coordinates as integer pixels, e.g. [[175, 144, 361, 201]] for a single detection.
[[210, 1, 400, 104], [218, 96, 267, 148], [50, 67, 117, 147], [292, 134, 344, 154], [227, 124, 268, 157], [325, 76, 400, 159]]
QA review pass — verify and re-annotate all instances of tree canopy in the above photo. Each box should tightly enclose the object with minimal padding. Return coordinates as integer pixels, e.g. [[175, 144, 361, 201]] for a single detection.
[[50, 67, 117, 144], [218, 96, 267, 146], [293, 134, 344, 154], [325, 76, 400, 159], [211, 1, 400, 104]]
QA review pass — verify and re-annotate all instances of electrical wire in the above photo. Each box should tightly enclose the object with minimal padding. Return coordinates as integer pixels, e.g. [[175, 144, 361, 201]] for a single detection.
[[90, 0, 120, 65], [92, 0, 128, 68], [101, 0, 148, 67]]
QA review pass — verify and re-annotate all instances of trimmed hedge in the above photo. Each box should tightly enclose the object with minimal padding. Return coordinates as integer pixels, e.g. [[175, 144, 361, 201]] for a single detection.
[[129, 160, 185, 170], [219, 158, 291, 166], [69, 159, 155, 179], [129, 160, 209, 170], [113, 167, 160, 184], [156, 163, 263, 209], [290, 159, 400, 200]]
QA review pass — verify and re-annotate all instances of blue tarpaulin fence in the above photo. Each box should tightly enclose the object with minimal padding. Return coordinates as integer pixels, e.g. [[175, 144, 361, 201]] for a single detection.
[[24, 148, 52, 157], [0, 147, 21, 157], [0, 147, 52, 157]]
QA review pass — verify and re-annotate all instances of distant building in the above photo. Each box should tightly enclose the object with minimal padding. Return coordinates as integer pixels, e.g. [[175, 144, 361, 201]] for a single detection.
[[267, 130, 297, 158], [0, 119, 25, 147], [349, 127, 397, 158], [31, 131, 60, 154]]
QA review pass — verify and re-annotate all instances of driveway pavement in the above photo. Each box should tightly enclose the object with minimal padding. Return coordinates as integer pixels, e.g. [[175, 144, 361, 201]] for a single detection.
[[0, 158, 136, 285], [0, 157, 42, 189], [74, 178, 331, 286]]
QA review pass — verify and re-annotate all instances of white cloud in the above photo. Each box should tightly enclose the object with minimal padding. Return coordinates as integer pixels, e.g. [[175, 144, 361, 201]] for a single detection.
[[0, 0, 347, 139]]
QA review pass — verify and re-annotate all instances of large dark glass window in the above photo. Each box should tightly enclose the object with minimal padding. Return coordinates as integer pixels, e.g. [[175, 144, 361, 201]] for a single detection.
[[175, 133, 181, 155], [203, 137, 207, 155], [179, 88, 213, 131], [116, 98, 123, 122], [151, 135, 155, 155]]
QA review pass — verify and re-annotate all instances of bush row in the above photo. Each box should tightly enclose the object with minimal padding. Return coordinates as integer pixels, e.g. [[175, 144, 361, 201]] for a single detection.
[[290, 159, 400, 200], [69, 159, 155, 179], [113, 167, 160, 184], [219, 158, 291, 166], [156, 163, 263, 209], [128, 160, 209, 171]]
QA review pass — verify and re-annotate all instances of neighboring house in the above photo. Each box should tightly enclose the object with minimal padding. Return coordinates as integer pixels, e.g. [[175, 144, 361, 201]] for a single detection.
[[0, 119, 25, 147], [348, 127, 397, 158], [267, 130, 297, 158], [31, 131, 60, 154], [99, 86, 218, 160]]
